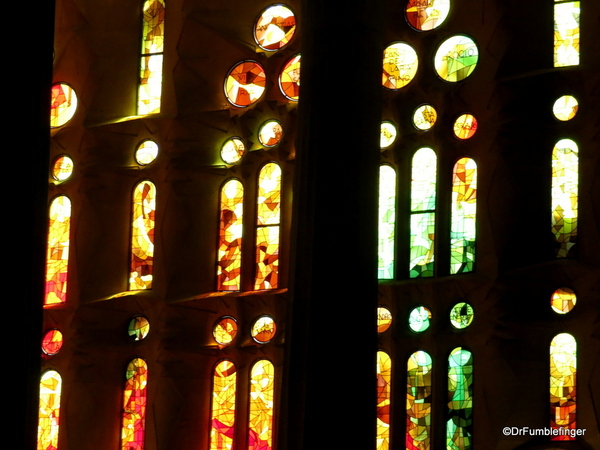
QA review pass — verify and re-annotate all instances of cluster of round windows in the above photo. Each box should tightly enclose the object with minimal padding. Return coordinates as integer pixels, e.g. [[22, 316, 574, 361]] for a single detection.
[[224, 5, 298, 108], [220, 119, 284, 165], [376, 302, 474, 334], [213, 315, 277, 346]]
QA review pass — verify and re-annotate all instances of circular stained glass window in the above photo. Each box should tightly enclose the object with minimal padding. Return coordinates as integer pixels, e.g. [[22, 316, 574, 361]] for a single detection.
[[551, 287, 577, 314], [128, 316, 150, 341], [553, 95, 578, 121], [434, 35, 478, 82], [221, 138, 245, 164], [279, 54, 301, 101], [406, 0, 451, 31], [251, 315, 276, 344], [453, 113, 478, 139], [224, 61, 266, 107], [51, 83, 78, 127], [450, 302, 474, 329], [377, 306, 392, 333], [409, 306, 432, 332], [380, 122, 397, 149], [258, 120, 283, 147], [383, 42, 419, 90], [254, 5, 296, 51], [52, 155, 74, 181], [41, 329, 64, 356], [135, 140, 159, 165], [413, 104, 437, 130], [213, 316, 238, 345]]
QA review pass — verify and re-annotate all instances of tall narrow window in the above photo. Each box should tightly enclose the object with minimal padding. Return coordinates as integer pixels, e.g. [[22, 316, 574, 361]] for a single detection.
[[121, 358, 148, 450], [378, 165, 396, 279], [410, 148, 437, 278], [376, 351, 392, 450], [450, 158, 477, 274], [447, 348, 473, 450], [406, 351, 432, 450], [551, 139, 578, 258], [248, 360, 275, 450], [550, 333, 577, 440], [554, 1, 580, 67], [138, 0, 166, 115], [45, 196, 71, 306], [218, 180, 244, 291], [210, 360, 237, 450], [130, 181, 156, 290], [255, 163, 281, 290], [38, 370, 62, 450]]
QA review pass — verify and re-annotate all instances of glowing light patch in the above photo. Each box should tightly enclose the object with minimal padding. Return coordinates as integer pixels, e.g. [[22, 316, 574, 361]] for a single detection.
[[434, 36, 478, 82], [279, 54, 301, 101], [380, 122, 397, 149], [254, 5, 296, 51], [553, 95, 578, 121], [213, 317, 238, 346], [413, 104, 437, 131], [554, 1, 580, 67], [406, 0, 451, 31], [377, 306, 392, 334], [409, 306, 432, 333], [225, 61, 266, 107], [221, 138, 246, 165], [251, 316, 276, 344], [52, 156, 74, 181], [551, 287, 576, 314], [135, 140, 159, 165], [41, 329, 64, 356], [383, 42, 419, 90], [453, 114, 478, 140], [450, 302, 474, 329], [258, 120, 283, 147], [51, 83, 77, 127], [128, 316, 150, 341]]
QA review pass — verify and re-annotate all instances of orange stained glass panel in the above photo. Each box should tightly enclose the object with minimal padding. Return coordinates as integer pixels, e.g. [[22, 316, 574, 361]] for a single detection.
[[377, 351, 392, 450], [255, 163, 281, 290], [130, 181, 156, 290], [37, 370, 62, 450], [45, 196, 71, 306], [121, 358, 148, 450], [248, 360, 275, 450], [42, 329, 64, 356], [210, 360, 237, 450], [550, 333, 577, 440], [50, 83, 77, 127], [254, 5, 296, 51], [279, 54, 300, 101], [225, 61, 267, 107], [218, 179, 244, 291]]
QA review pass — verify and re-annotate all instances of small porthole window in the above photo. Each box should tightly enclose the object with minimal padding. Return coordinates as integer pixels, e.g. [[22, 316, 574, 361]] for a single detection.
[[251, 315, 276, 344], [221, 138, 246, 164], [52, 155, 74, 182], [258, 120, 283, 147], [51, 83, 78, 127], [135, 140, 159, 165], [254, 5, 296, 51], [128, 316, 150, 341], [224, 61, 266, 107]]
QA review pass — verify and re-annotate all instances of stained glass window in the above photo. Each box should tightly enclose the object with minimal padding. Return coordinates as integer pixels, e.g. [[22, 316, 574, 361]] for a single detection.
[[434, 36, 478, 82], [251, 316, 277, 344], [128, 316, 150, 341], [254, 5, 296, 51], [554, 1, 580, 67], [221, 138, 246, 165], [248, 360, 275, 450], [258, 120, 283, 148], [213, 317, 238, 346], [41, 329, 64, 356], [413, 104, 437, 131], [45, 196, 71, 306], [447, 348, 473, 450], [121, 358, 148, 450], [225, 61, 267, 107], [52, 155, 74, 181], [378, 165, 396, 279], [410, 148, 437, 278], [450, 158, 477, 274], [407, 351, 432, 450], [255, 163, 281, 290], [138, 0, 165, 115], [408, 306, 432, 333], [550, 333, 576, 440], [210, 360, 237, 450], [218, 179, 244, 291], [130, 181, 156, 290], [551, 139, 578, 258], [51, 83, 77, 128], [551, 287, 577, 314], [553, 95, 578, 121], [377, 306, 392, 334], [449, 303, 474, 330], [38, 370, 62, 450], [380, 122, 397, 149], [135, 140, 159, 165], [406, 0, 451, 31], [453, 115, 478, 140], [376, 351, 392, 450], [279, 54, 301, 101], [382, 42, 419, 90]]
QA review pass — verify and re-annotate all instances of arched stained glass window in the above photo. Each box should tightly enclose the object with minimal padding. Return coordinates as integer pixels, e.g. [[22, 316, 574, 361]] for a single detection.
[[551, 139, 578, 258], [130, 181, 156, 290], [410, 148, 437, 278], [45, 196, 71, 306], [210, 360, 237, 450], [447, 348, 473, 450], [248, 360, 275, 450], [218, 179, 244, 291], [376, 351, 392, 450], [407, 351, 432, 450], [38, 370, 62, 450], [554, 1, 580, 67], [450, 158, 477, 274], [121, 358, 148, 450], [255, 163, 281, 290], [378, 165, 396, 279], [550, 333, 577, 440], [138, 0, 166, 115]]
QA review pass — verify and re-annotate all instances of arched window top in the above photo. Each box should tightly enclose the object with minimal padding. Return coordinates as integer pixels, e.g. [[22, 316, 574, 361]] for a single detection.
[[411, 148, 437, 212], [122, 358, 148, 450], [248, 359, 275, 450], [211, 360, 237, 450], [38, 370, 63, 450], [130, 180, 157, 290]]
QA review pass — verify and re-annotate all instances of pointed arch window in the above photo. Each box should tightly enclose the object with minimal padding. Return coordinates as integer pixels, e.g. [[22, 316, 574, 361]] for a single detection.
[[45, 196, 71, 306], [554, 0, 580, 67], [551, 139, 578, 258], [130, 181, 156, 290], [407, 350, 432, 450], [38, 370, 62, 450], [138, 0, 166, 115], [218, 179, 244, 291], [447, 348, 473, 450], [248, 360, 275, 450], [210, 360, 237, 450], [410, 148, 437, 278], [450, 158, 477, 274], [255, 163, 281, 290], [121, 358, 148, 450], [550, 333, 577, 440], [378, 165, 397, 279], [376, 351, 392, 450]]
